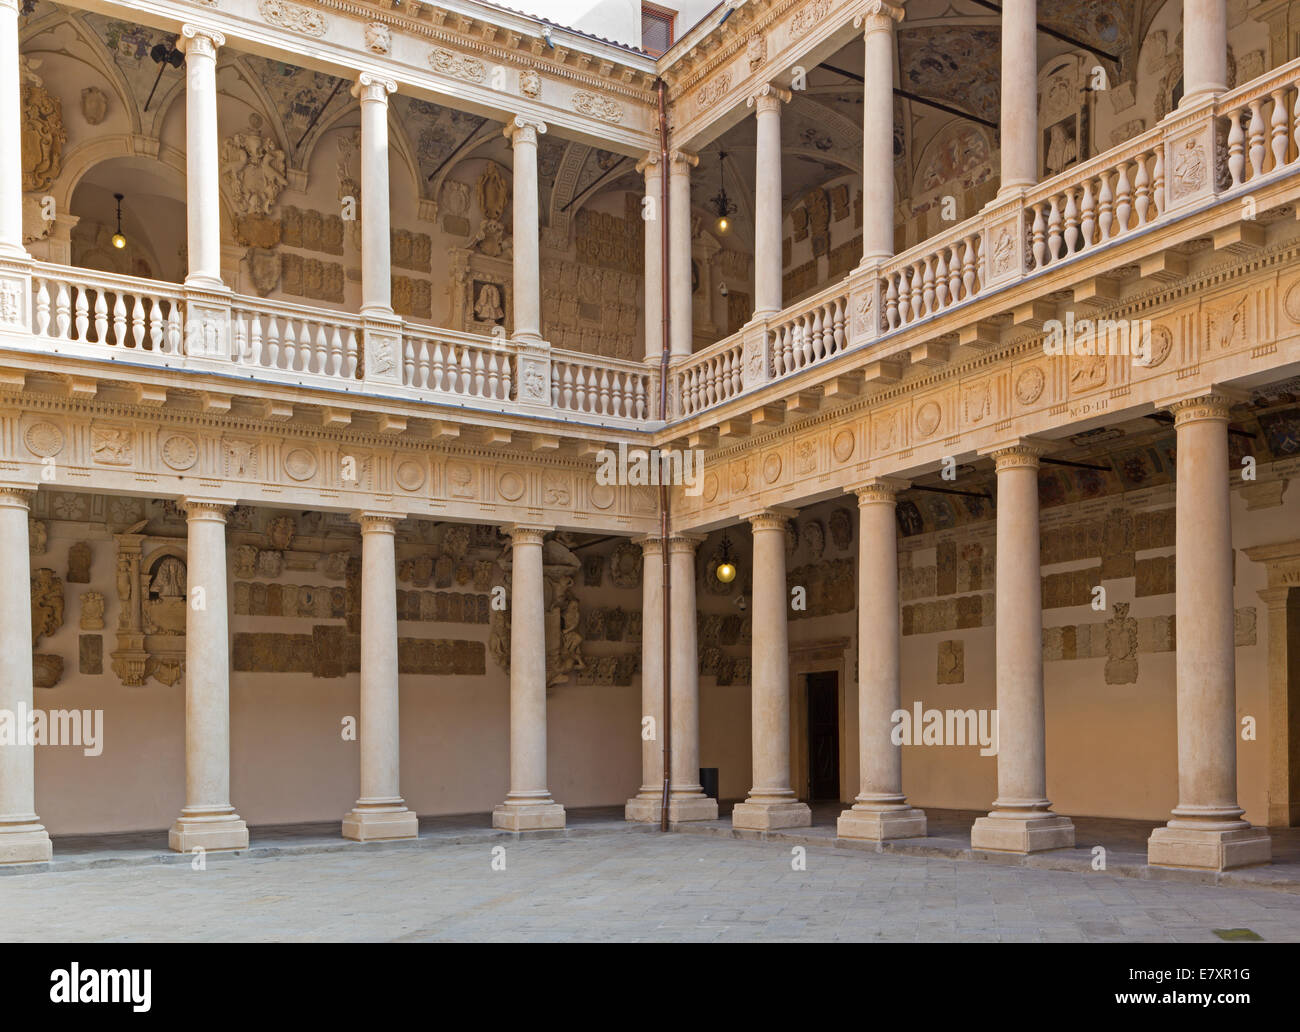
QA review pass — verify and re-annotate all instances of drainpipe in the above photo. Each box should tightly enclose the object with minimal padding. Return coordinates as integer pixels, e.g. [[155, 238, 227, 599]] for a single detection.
[[656, 77, 673, 832]]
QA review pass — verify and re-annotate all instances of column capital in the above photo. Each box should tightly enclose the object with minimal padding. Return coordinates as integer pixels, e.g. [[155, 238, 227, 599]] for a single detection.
[[854, 0, 905, 32], [178, 23, 225, 56], [670, 149, 699, 171], [748, 83, 792, 111], [634, 534, 664, 555], [746, 507, 797, 531], [849, 476, 910, 503], [979, 437, 1051, 470], [636, 152, 661, 175], [666, 532, 706, 555], [1159, 388, 1247, 426], [0, 481, 34, 509], [505, 115, 547, 145], [351, 510, 404, 532], [506, 523, 551, 545], [351, 73, 397, 101], [179, 497, 236, 520]]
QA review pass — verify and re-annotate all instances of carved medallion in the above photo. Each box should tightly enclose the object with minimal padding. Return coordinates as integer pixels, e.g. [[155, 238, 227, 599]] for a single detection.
[[430, 47, 487, 83], [1144, 324, 1173, 368], [364, 21, 391, 54], [590, 482, 615, 510], [283, 447, 317, 481], [90, 426, 132, 465], [498, 470, 526, 501], [915, 400, 942, 438], [23, 421, 64, 457], [701, 473, 719, 503], [160, 434, 198, 471], [832, 428, 855, 463], [395, 459, 426, 492], [1014, 366, 1046, 406], [762, 452, 782, 484]]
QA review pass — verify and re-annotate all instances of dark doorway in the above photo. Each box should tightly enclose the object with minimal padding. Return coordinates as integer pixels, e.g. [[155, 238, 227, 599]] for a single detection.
[[806, 671, 840, 801]]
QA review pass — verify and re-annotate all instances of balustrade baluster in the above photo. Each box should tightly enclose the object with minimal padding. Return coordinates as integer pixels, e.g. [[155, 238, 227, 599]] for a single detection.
[[34, 280, 49, 336], [1270, 89, 1290, 172], [1228, 111, 1246, 187], [93, 291, 108, 343], [151, 299, 167, 353], [1097, 173, 1115, 241], [1080, 179, 1096, 247], [1248, 98, 1267, 180], [1031, 202, 1047, 269], [1115, 162, 1133, 235], [1133, 156, 1151, 226], [1047, 197, 1063, 262], [886, 273, 899, 329], [166, 306, 183, 354], [55, 282, 71, 339], [131, 296, 146, 349]]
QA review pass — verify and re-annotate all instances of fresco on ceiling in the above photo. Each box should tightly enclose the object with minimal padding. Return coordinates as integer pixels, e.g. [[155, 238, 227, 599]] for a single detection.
[[82, 13, 179, 117], [897, 26, 1002, 126], [1040, 0, 1132, 67], [572, 147, 624, 199], [242, 56, 346, 163], [392, 94, 486, 182]]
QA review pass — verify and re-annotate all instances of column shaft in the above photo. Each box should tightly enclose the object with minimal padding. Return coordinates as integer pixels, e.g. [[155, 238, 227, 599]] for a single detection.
[[733, 512, 810, 830], [353, 74, 396, 317], [1183, 0, 1228, 104], [668, 151, 696, 357], [507, 117, 546, 344], [626, 537, 665, 820], [0, 486, 50, 863], [999, 0, 1038, 192], [169, 499, 247, 852], [178, 26, 225, 288], [343, 514, 417, 841], [838, 481, 925, 840], [970, 446, 1073, 853], [493, 526, 565, 830], [640, 156, 664, 362], [751, 87, 788, 317], [1149, 395, 1270, 869], [668, 535, 717, 821], [0, 0, 25, 257], [860, 5, 902, 260]]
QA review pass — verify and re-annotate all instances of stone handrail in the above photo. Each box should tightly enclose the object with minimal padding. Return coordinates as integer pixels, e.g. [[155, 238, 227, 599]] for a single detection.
[[550, 350, 652, 423], [402, 322, 514, 402], [32, 264, 186, 357]]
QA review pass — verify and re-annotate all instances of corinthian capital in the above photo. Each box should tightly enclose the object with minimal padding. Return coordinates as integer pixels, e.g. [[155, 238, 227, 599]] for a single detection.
[[670, 149, 699, 171]]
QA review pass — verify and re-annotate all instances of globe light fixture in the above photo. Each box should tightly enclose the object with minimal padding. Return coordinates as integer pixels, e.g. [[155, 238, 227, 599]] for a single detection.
[[111, 194, 126, 249], [715, 531, 737, 584], [707, 151, 736, 234]]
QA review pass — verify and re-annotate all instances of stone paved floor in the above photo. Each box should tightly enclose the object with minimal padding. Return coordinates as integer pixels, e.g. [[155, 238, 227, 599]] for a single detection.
[[5, 830, 1300, 942]]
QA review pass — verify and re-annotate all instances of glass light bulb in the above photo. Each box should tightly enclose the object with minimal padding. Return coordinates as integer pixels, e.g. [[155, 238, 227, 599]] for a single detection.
[[717, 217, 729, 232], [716, 561, 736, 584], [112, 233, 126, 249]]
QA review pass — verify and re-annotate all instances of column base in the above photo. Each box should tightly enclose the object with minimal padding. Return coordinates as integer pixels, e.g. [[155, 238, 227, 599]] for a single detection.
[[493, 801, 566, 832], [1147, 824, 1272, 871], [0, 821, 52, 864], [837, 806, 927, 841], [669, 794, 718, 823], [342, 806, 419, 842], [971, 813, 1075, 854], [625, 793, 662, 823], [731, 799, 812, 831], [168, 813, 249, 853]]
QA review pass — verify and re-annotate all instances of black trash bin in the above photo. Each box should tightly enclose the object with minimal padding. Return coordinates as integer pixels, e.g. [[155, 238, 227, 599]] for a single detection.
[[699, 767, 719, 800]]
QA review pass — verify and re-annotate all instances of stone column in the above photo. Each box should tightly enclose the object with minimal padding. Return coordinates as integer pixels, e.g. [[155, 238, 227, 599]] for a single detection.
[[0, 485, 50, 864], [668, 149, 698, 358], [970, 444, 1074, 853], [343, 512, 418, 841], [1183, 0, 1228, 106], [639, 154, 664, 362], [505, 116, 546, 345], [838, 479, 926, 841], [668, 534, 718, 821], [858, 2, 903, 261], [733, 510, 811, 830], [1149, 394, 1271, 869], [351, 73, 397, 318], [0, 0, 26, 258], [177, 25, 226, 288], [1255, 583, 1299, 828], [999, 0, 1037, 193], [750, 84, 790, 318], [494, 525, 565, 830], [626, 536, 665, 821], [169, 499, 248, 853]]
